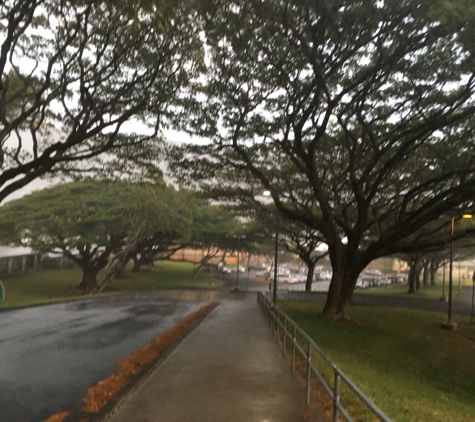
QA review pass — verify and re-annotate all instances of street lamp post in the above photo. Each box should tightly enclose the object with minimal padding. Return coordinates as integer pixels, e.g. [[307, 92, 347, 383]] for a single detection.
[[440, 244, 446, 301], [263, 190, 279, 303], [235, 235, 246, 289], [273, 212, 279, 304], [471, 274, 475, 324], [443, 213, 472, 330], [236, 236, 240, 289]]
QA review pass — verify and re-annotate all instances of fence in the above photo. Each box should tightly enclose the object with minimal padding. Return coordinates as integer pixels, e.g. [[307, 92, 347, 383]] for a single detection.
[[0, 254, 77, 277], [257, 292, 392, 422]]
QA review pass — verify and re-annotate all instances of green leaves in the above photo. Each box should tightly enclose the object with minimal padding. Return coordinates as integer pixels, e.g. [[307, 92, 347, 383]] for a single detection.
[[0, 0, 204, 203]]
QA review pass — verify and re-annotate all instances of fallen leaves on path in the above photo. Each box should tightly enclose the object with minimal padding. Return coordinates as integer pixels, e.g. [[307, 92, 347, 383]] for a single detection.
[[41, 411, 70, 422], [82, 301, 218, 413]]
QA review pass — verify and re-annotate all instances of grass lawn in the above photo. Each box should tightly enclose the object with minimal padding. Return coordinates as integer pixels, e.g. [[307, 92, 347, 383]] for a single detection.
[[279, 301, 475, 422], [356, 281, 467, 301], [0, 260, 222, 309]]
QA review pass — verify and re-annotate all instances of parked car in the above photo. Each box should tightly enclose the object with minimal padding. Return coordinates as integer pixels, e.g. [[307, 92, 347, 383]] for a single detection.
[[290, 271, 307, 283], [249, 263, 271, 271], [355, 278, 370, 289], [315, 270, 332, 280], [271, 273, 297, 284]]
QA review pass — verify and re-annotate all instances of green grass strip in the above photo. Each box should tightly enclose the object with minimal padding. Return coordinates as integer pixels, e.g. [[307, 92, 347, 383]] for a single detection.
[[0, 261, 222, 309], [279, 300, 475, 422]]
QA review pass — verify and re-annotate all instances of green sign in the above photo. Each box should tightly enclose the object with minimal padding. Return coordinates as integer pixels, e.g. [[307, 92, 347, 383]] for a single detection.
[[0, 279, 4, 300]]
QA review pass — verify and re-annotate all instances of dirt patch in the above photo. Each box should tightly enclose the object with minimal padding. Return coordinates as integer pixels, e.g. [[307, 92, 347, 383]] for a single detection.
[[42, 301, 218, 422]]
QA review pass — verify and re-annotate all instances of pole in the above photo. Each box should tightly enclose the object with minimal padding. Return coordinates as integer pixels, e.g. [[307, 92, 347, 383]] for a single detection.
[[471, 277, 475, 324], [441, 245, 446, 300], [447, 217, 455, 327], [246, 253, 250, 290], [193, 247, 197, 271], [273, 212, 279, 304], [236, 236, 240, 289], [458, 261, 461, 289], [440, 244, 447, 301]]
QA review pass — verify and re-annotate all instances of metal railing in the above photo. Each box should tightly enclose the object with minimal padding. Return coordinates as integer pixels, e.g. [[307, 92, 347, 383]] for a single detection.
[[257, 292, 392, 422]]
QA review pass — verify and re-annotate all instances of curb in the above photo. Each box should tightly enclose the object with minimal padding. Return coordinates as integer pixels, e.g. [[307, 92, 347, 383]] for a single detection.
[[52, 302, 219, 422], [0, 293, 122, 314]]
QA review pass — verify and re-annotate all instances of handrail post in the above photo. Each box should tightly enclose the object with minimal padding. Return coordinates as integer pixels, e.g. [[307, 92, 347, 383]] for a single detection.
[[333, 370, 340, 422], [291, 325, 296, 374], [268, 302, 271, 328], [282, 317, 287, 356], [259, 294, 393, 422], [306, 341, 312, 405]]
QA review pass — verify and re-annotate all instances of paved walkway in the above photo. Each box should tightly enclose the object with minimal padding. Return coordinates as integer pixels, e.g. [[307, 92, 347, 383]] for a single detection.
[[107, 294, 322, 422]]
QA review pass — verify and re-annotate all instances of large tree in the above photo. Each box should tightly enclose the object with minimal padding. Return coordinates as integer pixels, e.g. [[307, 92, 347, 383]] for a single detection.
[[0, 0, 203, 203], [169, 0, 475, 319], [0, 180, 178, 292]]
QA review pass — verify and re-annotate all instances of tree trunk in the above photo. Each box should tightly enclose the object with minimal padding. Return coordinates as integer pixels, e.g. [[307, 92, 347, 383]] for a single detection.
[[78, 268, 98, 293], [430, 258, 438, 286], [323, 248, 346, 321], [132, 256, 142, 272], [407, 256, 419, 293], [422, 261, 429, 286], [305, 260, 316, 292], [322, 269, 344, 320], [415, 262, 421, 291], [322, 245, 367, 321], [114, 260, 128, 279]]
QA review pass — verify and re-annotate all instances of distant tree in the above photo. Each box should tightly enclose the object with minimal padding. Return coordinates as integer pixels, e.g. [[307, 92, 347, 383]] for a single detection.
[[187, 203, 240, 279], [0, 181, 178, 292], [126, 189, 194, 274], [0, 0, 203, 203]]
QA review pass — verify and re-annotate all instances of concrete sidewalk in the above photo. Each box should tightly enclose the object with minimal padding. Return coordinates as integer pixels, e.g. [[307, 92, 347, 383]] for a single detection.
[[107, 294, 322, 422]]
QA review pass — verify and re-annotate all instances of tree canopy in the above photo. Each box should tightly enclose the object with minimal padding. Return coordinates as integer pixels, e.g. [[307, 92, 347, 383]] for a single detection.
[[0, 0, 203, 203], [168, 0, 475, 319], [0, 180, 190, 292]]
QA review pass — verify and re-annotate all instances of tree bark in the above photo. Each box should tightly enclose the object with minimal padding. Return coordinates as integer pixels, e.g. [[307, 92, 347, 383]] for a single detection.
[[78, 268, 99, 293], [430, 257, 438, 286], [407, 255, 420, 293], [305, 260, 315, 292], [422, 265, 430, 286], [114, 259, 128, 279], [322, 244, 344, 319], [415, 262, 421, 291], [132, 256, 142, 272], [323, 271, 344, 320], [422, 260, 430, 286], [114, 265, 125, 279]]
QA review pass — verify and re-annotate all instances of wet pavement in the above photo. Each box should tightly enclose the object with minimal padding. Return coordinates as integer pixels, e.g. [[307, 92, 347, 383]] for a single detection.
[[0, 292, 209, 422], [107, 295, 323, 422]]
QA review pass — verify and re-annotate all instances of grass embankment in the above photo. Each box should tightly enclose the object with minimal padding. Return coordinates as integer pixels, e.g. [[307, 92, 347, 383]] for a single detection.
[[279, 301, 475, 422], [0, 261, 222, 309], [356, 280, 468, 300]]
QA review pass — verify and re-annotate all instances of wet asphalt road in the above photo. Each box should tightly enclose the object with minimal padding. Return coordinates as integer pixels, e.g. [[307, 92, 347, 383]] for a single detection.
[[0, 293, 207, 422], [2, 272, 464, 422]]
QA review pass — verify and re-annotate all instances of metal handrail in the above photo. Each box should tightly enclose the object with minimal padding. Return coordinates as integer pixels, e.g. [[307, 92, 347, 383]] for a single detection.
[[257, 292, 392, 422]]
